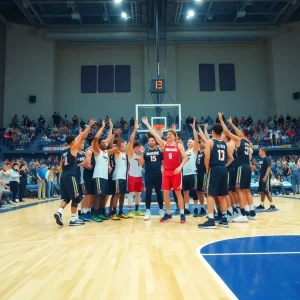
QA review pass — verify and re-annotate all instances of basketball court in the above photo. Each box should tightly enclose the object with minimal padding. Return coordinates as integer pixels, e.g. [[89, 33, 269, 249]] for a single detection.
[[1, 195, 300, 300]]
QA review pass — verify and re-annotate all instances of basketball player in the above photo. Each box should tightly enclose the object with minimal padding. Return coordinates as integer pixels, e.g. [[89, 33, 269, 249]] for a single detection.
[[92, 121, 119, 221], [126, 120, 144, 217], [182, 118, 199, 214], [257, 148, 276, 210], [54, 119, 96, 226], [111, 129, 129, 219], [139, 135, 164, 220], [141, 117, 188, 224], [220, 115, 256, 222], [198, 123, 233, 229]]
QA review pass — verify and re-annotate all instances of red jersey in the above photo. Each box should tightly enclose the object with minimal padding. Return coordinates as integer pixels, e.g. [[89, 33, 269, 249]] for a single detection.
[[163, 143, 181, 171]]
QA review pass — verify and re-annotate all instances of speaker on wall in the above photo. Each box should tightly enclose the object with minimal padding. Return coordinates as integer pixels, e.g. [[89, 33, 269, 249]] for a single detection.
[[29, 95, 36, 103], [293, 92, 300, 100]]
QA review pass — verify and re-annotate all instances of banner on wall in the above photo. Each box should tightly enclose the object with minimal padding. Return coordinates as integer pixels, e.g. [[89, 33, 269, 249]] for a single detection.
[[43, 147, 65, 151]]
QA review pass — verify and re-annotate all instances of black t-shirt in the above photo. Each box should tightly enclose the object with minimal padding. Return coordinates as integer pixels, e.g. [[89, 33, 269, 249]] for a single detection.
[[20, 170, 28, 182], [259, 156, 271, 179], [282, 167, 290, 177]]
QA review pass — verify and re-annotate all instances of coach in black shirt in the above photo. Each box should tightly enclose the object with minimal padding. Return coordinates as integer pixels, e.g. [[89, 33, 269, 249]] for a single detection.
[[256, 148, 276, 210]]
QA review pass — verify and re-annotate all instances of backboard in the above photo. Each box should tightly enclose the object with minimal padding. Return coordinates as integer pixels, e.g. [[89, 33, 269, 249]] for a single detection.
[[136, 104, 181, 133]]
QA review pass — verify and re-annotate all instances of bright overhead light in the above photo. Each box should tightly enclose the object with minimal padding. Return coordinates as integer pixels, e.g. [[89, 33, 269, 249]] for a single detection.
[[195, 0, 202, 2], [187, 10, 195, 17], [114, 0, 122, 3], [121, 12, 127, 19]]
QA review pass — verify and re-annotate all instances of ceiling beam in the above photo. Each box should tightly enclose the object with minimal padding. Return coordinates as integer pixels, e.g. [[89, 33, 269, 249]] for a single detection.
[[14, 0, 39, 28], [30, 0, 289, 3], [27, 0, 45, 26], [261, 0, 279, 22], [172, 1, 183, 25], [103, 3, 111, 24], [204, 2, 213, 22], [278, 1, 300, 24], [0, 13, 13, 29], [272, 0, 293, 23], [233, 2, 247, 23]]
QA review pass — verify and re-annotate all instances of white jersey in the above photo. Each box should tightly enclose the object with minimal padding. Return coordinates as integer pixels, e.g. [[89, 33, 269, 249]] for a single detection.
[[93, 150, 109, 180], [183, 148, 197, 176], [113, 151, 127, 180], [128, 153, 142, 177]]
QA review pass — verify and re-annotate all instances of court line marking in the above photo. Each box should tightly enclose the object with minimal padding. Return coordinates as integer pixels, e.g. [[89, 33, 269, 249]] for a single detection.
[[196, 234, 300, 300], [202, 251, 300, 256]]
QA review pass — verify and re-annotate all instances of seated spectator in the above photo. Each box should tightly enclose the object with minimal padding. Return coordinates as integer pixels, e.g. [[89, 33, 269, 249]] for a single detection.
[[270, 174, 284, 195]]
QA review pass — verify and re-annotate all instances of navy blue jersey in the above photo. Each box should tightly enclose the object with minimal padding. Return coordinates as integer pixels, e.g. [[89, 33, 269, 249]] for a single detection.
[[62, 148, 77, 176], [144, 147, 163, 174], [83, 148, 95, 177], [227, 149, 237, 171], [209, 139, 228, 168], [259, 156, 271, 178], [76, 151, 86, 182], [109, 153, 115, 179], [237, 139, 251, 166], [196, 150, 206, 173]]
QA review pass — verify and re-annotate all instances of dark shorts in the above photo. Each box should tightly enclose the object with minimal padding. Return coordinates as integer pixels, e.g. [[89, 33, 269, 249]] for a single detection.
[[83, 172, 94, 195], [228, 168, 237, 192], [259, 179, 270, 194], [183, 174, 197, 191], [236, 165, 251, 190], [114, 179, 127, 194], [93, 177, 108, 196], [207, 166, 228, 197], [79, 183, 87, 196], [60, 174, 80, 203], [107, 177, 115, 195], [197, 171, 207, 192]]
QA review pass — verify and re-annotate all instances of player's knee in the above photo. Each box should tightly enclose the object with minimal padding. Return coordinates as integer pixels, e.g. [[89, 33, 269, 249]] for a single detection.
[[71, 197, 81, 208]]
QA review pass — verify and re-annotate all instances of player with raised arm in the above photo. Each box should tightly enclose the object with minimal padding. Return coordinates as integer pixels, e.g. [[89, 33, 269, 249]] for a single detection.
[[139, 135, 164, 220], [220, 114, 257, 222], [198, 123, 233, 229], [182, 118, 199, 214], [141, 117, 188, 224], [54, 119, 96, 226], [126, 120, 145, 217]]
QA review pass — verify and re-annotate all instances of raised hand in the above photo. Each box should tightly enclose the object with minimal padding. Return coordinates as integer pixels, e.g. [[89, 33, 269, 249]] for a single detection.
[[109, 118, 113, 127], [172, 123, 177, 131], [88, 119, 97, 127], [227, 117, 233, 125], [141, 116, 149, 125], [115, 128, 121, 136], [134, 120, 140, 130], [101, 120, 106, 128], [218, 112, 223, 121], [204, 123, 208, 130], [189, 117, 196, 128]]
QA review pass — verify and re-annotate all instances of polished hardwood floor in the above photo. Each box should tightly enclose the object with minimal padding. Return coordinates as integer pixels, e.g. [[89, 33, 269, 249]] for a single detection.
[[0, 195, 299, 300]]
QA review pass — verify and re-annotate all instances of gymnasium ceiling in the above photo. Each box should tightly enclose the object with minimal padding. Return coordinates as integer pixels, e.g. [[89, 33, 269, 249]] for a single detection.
[[0, 0, 299, 30]]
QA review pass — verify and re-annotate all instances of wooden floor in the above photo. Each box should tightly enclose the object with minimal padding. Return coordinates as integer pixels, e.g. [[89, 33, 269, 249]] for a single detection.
[[0, 196, 300, 300]]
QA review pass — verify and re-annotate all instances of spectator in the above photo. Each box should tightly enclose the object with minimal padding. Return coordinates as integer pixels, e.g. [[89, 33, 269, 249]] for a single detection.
[[19, 163, 29, 202], [38, 115, 46, 130], [246, 115, 253, 126], [0, 179, 13, 204], [36, 163, 47, 199], [278, 115, 284, 126], [291, 158, 300, 194], [282, 162, 291, 184], [72, 115, 79, 126], [46, 165, 55, 198], [270, 174, 283, 195], [9, 163, 21, 202], [12, 114, 19, 125], [286, 114, 291, 125]]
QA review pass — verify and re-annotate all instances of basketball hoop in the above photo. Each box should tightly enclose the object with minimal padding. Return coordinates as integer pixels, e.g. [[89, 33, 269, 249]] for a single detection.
[[153, 124, 165, 137]]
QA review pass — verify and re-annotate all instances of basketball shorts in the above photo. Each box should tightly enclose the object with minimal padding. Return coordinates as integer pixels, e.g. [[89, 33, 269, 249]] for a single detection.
[[77, 182, 87, 198], [60, 174, 80, 203], [197, 171, 207, 192], [162, 170, 182, 192], [127, 174, 143, 193], [83, 172, 94, 195], [114, 179, 127, 194], [107, 177, 115, 195], [93, 177, 108, 196], [182, 174, 197, 191], [236, 165, 251, 190], [228, 168, 237, 192], [207, 166, 228, 197], [258, 178, 270, 194]]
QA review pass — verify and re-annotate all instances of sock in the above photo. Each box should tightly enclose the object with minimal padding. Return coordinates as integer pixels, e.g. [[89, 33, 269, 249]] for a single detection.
[[233, 204, 237, 208], [245, 205, 250, 212], [135, 204, 139, 211], [227, 210, 232, 216], [58, 207, 63, 214], [71, 213, 77, 221], [208, 213, 214, 219], [128, 192, 134, 207], [250, 205, 254, 211], [180, 209, 184, 215], [240, 208, 246, 216], [83, 208, 88, 214], [185, 204, 189, 210], [260, 202, 265, 206], [166, 209, 171, 214], [228, 207, 233, 214]]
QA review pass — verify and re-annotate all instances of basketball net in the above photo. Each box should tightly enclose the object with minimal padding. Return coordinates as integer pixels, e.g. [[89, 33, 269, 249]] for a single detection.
[[153, 124, 165, 138]]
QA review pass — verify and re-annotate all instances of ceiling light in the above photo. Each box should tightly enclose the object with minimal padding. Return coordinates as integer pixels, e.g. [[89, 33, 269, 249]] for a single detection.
[[236, 10, 246, 18], [114, 0, 122, 3], [121, 12, 127, 19], [187, 10, 195, 18], [71, 12, 81, 20], [195, 0, 202, 2]]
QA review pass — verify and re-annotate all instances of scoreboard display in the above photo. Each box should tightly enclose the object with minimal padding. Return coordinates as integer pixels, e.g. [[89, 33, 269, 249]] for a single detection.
[[150, 79, 166, 93]]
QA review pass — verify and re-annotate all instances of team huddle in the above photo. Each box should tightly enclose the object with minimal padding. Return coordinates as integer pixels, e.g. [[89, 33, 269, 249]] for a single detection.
[[54, 113, 276, 229]]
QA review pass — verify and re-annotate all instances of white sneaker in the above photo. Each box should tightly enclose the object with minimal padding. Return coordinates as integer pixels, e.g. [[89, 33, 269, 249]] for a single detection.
[[232, 212, 239, 219], [227, 215, 233, 223], [144, 209, 151, 221], [159, 209, 165, 219], [232, 215, 248, 223], [15, 199, 19, 203], [248, 215, 257, 220]]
